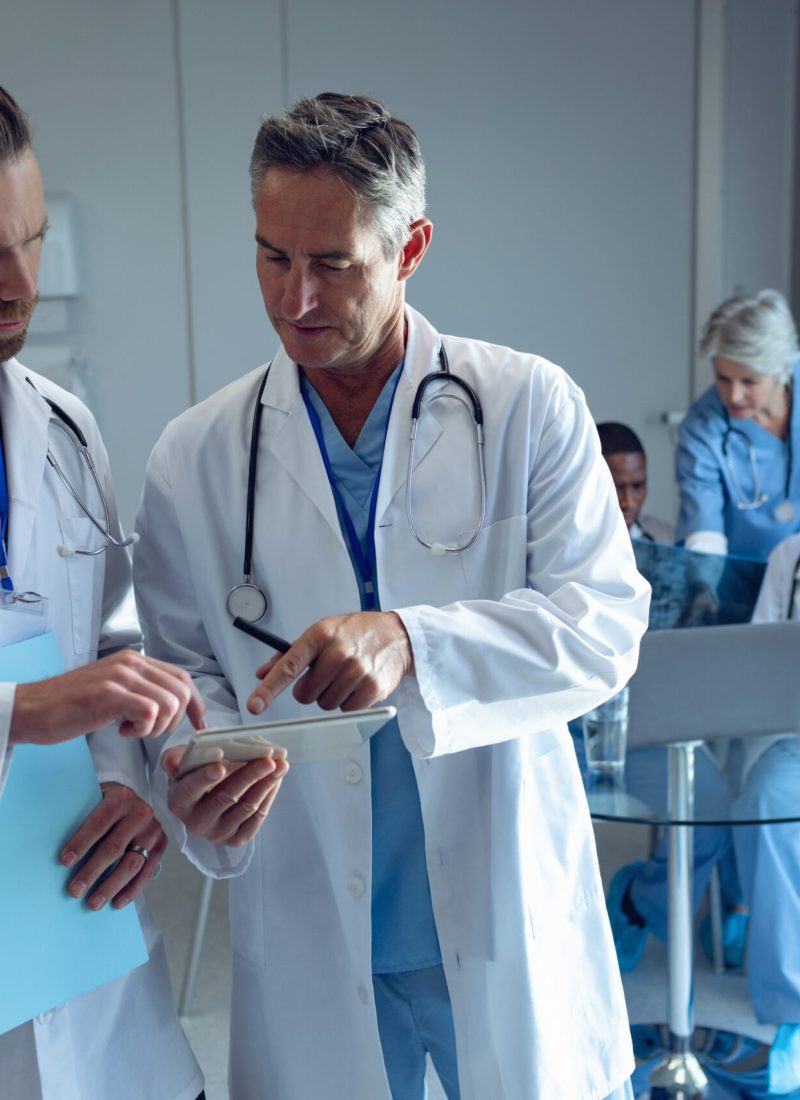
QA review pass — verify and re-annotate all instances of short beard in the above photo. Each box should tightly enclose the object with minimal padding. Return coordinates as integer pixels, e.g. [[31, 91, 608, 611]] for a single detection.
[[0, 295, 37, 363]]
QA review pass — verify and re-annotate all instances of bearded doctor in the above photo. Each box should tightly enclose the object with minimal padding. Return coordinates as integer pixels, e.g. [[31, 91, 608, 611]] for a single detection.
[[134, 93, 650, 1100]]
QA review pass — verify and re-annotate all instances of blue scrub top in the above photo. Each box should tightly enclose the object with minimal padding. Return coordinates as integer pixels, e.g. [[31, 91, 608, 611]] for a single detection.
[[675, 360, 800, 560], [300, 369, 442, 975]]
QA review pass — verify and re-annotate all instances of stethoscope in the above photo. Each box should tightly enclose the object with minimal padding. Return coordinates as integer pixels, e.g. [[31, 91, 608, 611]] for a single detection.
[[786, 548, 800, 619], [28, 380, 138, 557], [721, 416, 796, 523], [226, 343, 486, 624]]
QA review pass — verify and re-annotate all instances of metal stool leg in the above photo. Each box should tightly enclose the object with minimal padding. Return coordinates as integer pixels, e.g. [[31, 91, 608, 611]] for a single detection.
[[178, 875, 215, 1017], [649, 741, 708, 1096], [707, 863, 725, 975]]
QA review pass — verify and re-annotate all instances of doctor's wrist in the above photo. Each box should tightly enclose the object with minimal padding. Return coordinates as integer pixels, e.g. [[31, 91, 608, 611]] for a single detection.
[[388, 612, 416, 679]]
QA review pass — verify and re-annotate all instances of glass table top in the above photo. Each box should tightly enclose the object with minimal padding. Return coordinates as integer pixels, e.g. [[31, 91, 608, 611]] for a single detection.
[[584, 738, 800, 826]]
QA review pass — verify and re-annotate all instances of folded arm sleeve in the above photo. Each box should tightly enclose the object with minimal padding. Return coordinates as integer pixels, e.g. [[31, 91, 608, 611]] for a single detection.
[[396, 383, 651, 758], [0, 683, 15, 798]]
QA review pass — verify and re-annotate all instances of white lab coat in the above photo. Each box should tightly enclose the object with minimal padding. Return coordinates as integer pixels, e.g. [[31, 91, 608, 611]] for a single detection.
[[0, 359, 203, 1100], [740, 532, 800, 780], [135, 306, 650, 1100]]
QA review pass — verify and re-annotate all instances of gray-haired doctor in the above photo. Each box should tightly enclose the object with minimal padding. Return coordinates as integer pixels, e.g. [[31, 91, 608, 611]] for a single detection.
[[135, 93, 649, 1100]]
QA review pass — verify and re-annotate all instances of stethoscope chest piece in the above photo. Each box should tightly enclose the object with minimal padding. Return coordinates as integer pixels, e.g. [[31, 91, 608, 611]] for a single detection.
[[775, 500, 797, 523], [226, 582, 268, 624]]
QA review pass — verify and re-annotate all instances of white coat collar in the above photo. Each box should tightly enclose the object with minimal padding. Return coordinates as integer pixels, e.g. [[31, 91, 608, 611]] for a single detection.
[[0, 357, 51, 584], [256, 306, 446, 534]]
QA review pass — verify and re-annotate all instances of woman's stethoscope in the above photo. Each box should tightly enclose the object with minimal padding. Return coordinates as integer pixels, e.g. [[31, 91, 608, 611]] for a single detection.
[[28, 381, 138, 557], [721, 416, 796, 523], [786, 548, 800, 619], [226, 343, 486, 624]]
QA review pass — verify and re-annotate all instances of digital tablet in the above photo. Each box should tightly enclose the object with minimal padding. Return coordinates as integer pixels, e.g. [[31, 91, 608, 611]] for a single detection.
[[175, 705, 397, 776]]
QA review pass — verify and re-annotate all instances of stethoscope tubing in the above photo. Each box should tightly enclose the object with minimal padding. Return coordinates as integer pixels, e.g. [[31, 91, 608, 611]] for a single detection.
[[787, 549, 800, 620], [721, 421, 769, 511], [406, 353, 486, 553], [721, 407, 793, 515], [230, 341, 488, 623], [31, 385, 136, 556], [243, 367, 271, 584]]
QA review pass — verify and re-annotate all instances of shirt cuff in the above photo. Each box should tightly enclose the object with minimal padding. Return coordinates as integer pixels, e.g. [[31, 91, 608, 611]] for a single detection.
[[0, 682, 16, 799], [685, 530, 729, 556], [87, 726, 150, 803]]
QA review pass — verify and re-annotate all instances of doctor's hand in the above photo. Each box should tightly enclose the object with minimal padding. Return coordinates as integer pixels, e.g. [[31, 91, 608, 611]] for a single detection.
[[161, 748, 288, 847], [60, 782, 167, 910], [247, 611, 415, 715], [9, 651, 207, 747]]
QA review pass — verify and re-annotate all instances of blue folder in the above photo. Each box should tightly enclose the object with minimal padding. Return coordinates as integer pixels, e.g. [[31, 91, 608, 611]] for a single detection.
[[0, 631, 148, 1035]]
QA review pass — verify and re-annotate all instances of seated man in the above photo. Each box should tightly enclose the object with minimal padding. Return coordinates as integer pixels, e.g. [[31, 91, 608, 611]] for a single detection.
[[596, 421, 674, 544]]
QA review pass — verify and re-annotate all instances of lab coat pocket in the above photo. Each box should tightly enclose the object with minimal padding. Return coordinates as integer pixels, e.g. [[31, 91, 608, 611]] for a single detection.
[[58, 517, 104, 655], [228, 847, 267, 965], [522, 742, 602, 939], [459, 513, 527, 599]]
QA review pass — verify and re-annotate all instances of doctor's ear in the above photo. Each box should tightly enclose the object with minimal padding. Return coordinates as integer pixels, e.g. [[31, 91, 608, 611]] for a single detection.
[[397, 218, 433, 281]]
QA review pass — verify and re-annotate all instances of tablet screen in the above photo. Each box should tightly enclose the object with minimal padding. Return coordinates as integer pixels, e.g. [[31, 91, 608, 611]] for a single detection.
[[178, 706, 396, 773]]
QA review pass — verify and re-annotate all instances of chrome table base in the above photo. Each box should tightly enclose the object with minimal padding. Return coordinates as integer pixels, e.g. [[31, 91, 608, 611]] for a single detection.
[[631, 1023, 779, 1099]]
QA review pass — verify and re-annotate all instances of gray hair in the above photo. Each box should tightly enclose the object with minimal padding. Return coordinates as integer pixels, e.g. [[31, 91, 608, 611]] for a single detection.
[[700, 289, 800, 383], [249, 92, 426, 258], [0, 85, 32, 165]]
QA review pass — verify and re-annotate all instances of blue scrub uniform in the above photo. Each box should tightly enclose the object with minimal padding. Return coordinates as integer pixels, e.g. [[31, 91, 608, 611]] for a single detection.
[[302, 371, 633, 1100], [732, 737, 800, 1025], [571, 724, 733, 925], [676, 361, 800, 560]]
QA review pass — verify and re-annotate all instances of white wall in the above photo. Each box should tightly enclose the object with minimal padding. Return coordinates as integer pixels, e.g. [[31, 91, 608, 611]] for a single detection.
[[281, 0, 696, 523], [723, 0, 798, 299], [2, 0, 797, 529], [3, 0, 192, 525]]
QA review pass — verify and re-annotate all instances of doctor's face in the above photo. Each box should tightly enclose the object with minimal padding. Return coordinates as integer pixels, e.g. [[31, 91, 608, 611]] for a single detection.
[[254, 166, 410, 375], [712, 356, 785, 420], [0, 151, 45, 362]]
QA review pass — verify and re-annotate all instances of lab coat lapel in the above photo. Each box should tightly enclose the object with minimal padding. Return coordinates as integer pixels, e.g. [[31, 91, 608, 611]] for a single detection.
[[376, 306, 445, 525], [0, 359, 50, 587], [261, 350, 346, 548]]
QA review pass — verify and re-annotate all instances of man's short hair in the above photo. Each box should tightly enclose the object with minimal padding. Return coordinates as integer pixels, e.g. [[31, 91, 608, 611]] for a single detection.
[[249, 92, 426, 258], [596, 422, 645, 457], [0, 85, 32, 164]]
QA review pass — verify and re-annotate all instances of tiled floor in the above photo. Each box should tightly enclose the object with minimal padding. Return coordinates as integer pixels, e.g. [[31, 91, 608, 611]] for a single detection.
[[148, 821, 770, 1100]]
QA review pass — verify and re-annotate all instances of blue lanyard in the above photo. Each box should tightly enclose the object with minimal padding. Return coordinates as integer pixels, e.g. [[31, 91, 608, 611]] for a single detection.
[[0, 432, 13, 592], [300, 372, 402, 612]]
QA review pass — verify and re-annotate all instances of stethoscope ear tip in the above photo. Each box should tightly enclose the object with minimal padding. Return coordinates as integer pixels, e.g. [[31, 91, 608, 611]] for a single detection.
[[57, 543, 77, 558]]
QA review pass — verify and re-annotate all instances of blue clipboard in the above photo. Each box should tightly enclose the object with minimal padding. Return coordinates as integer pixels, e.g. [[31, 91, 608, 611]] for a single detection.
[[0, 631, 148, 1035]]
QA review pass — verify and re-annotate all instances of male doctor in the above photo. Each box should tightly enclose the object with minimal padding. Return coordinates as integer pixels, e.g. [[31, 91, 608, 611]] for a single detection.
[[0, 86, 205, 1100], [135, 93, 650, 1100]]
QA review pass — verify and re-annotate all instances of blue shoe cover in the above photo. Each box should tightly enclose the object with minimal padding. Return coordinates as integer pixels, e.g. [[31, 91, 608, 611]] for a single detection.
[[699, 909, 748, 970], [606, 861, 648, 972], [769, 1024, 800, 1095]]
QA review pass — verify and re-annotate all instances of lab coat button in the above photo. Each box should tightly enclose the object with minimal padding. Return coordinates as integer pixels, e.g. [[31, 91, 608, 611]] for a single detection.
[[356, 983, 370, 1004], [343, 762, 362, 784], [36, 1010, 54, 1024], [347, 875, 366, 898]]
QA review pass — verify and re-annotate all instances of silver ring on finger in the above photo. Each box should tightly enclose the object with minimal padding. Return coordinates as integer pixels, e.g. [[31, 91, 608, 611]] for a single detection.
[[127, 844, 150, 863]]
